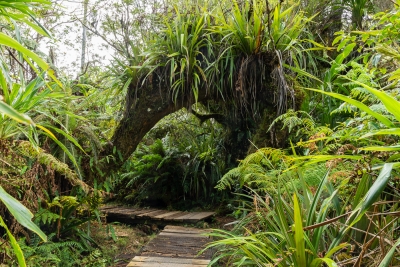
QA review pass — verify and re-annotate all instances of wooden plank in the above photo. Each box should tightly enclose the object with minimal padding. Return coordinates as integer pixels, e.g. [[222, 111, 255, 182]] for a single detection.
[[163, 225, 210, 234], [171, 212, 199, 220], [161, 211, 189, 220], [103, 208, 140, 215], [130, 256, 210, 265], [137, 210, 166, 218], [106, 209, 142, 215], [159, 232, 209, 238], [185, 212, 215, 221], [172, 212, 215, 221], [162, 228, 209, 235], [164, 225, 202, 231], [129, 209, 157, 216], [153, 211, 182, 219], [127, 262, 208, 267]]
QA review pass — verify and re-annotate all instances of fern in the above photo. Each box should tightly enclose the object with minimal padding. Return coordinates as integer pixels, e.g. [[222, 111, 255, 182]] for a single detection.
[[331, 102, 358, 114], [34, 209, 61, 225], [268, 109, 316, 136], [20, 233, 86, 267], [216, 148, 291, 193]]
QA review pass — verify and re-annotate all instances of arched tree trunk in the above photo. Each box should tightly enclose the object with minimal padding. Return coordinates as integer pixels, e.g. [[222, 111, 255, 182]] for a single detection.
[[94, 53, 292, 178], [99, 78, 210, 174]]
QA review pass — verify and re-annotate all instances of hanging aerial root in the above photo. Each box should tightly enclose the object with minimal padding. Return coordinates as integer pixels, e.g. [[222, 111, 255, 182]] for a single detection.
[[271, 50, 295, 115]]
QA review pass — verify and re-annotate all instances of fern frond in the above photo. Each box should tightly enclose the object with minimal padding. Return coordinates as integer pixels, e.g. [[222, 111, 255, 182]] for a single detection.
[[268, 109, 315, 136]]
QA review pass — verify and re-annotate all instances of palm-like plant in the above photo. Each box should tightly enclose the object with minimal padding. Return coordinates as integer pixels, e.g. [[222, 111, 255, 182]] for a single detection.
[[141, 5, 210, 104], [209, 0, 315, 115]]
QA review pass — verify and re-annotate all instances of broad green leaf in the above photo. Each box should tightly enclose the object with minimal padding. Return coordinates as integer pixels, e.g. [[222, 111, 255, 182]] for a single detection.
[[36, 124, 57, 140], [0, 216, 26, 267], [0, 33, 60, 86], [325, 243, 351, 258], [348, 163, 393, 227], [307, 170, 330, 226], [350, 80, 400, 123], [336, 43, 356, 64], [43, 124, 85, 153], [287, 155, 361, 171], [0, 70, 9, 102], [378, 237, 400, 267], [0, 186, 47, 241], [284, 64, 323, 83], [388, 68, 400, 81], [360, 145, 400, 151], [305, 88, 394, 127], [293, 194, 306, 266], [0, 101, 34, 125], [310, 258, 338, 267], [361, 128, 400, 138]]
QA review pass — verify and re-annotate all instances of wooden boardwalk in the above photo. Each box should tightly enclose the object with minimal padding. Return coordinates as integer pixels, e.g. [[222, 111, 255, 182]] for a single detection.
[[127, 225, 212, 267], [101, 205, 215, 224]]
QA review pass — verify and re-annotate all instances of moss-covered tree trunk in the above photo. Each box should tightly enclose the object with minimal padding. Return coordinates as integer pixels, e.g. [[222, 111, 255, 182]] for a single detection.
[[99, 78, 210, 174]]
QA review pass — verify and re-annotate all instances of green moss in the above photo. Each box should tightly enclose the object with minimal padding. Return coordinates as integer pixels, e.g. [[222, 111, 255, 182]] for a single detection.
[[17, 141, 89, 191]]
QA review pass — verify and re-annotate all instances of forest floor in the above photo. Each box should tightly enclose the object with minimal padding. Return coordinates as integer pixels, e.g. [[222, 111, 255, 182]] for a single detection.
[[91, 221, 156, 267]]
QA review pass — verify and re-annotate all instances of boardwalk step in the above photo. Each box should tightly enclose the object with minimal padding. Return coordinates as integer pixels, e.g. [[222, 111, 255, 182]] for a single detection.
[[127, 256, 209, 266], [126, 225, 212, 266], [101, 206, 215, 224]]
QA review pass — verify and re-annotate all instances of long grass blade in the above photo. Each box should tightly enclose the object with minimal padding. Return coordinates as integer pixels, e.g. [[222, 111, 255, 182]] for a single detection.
[[293, 193, 306, 266]]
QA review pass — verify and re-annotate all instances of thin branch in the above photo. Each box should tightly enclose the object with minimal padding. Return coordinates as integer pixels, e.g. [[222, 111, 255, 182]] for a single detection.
[[5, 48, 29, 72], [302, 212, 351, 231], [76, 17, 124, 54], [0, 158, 18, 169]]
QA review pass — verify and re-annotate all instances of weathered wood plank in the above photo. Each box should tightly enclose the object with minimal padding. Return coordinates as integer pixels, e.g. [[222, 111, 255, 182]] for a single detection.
[[162, 228, 210, 235], [153, 211, 182, 219], [159, 232, 210, 238], [129, 209, 157, 216], [137, 210, 168, 218], [170, 214, 197, 220], [107, 209, 142, 216], [103, 208, 142, 216], [161, 211, 189, 220], [103, 207, 134, 213], [185, 212, 215, 221], [127, 262, 208, 267], [163, 226, 209, 234], [130, 256, 209, 264], [164, 225, 206, 231], [170, 212, 215, 221]]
